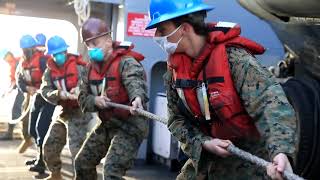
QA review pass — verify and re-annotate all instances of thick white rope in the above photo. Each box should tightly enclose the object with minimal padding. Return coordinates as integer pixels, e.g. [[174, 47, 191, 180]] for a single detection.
[[105, 102, 168, 124], [105, 101, 305, 180], [227, 144, 305, 180], [73, 0, 91, 26]]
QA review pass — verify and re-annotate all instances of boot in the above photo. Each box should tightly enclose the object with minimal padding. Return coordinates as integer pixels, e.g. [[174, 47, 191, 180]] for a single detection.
[[46, 171, 63, 180], [29, 146, 46, 174], [0, 125, 14, 140], [17, 137, 33, 153], [29, 159, 46, 174], [25, 158, 37, 166]]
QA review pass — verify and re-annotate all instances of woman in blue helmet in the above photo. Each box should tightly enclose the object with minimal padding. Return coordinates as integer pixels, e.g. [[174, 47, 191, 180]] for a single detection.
[[146, 0, 296, 179]]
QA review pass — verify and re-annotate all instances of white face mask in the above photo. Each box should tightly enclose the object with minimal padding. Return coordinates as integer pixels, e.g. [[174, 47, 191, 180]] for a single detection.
[[154, 25, 183, 54]]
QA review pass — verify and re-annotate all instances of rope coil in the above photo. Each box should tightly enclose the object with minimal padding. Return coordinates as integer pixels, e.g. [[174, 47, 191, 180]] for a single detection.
[[73, 0, 91, 26]]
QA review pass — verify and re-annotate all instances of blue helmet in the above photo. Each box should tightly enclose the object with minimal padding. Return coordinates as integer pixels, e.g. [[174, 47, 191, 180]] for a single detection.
[[146, 0, 214, 30], [46, 36, 69, 55], [36, 33, 47, 46], [20, 35, 37, 49]]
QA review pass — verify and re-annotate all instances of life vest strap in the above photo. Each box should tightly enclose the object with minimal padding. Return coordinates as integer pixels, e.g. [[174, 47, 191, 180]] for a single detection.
[[207, 77, 224, 84], [88, 77, 116, 85], [52, 73, 74, 81], [175, 79, 199, 88], [177, 98, 215, 125], [174, 76, 225, 88]]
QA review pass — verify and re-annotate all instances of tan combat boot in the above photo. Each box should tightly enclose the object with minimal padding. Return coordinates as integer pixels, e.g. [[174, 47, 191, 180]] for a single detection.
[[46, 171, 63, 180], [17, 137, 33, 153]]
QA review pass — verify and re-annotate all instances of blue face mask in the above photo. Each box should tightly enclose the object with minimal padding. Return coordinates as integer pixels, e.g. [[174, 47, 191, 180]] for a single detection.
[[53, 53, 67, 66], [88, 48, 104, 62]]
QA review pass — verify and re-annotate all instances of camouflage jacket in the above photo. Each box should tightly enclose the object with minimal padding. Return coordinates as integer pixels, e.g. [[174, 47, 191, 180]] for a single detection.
[[165, 47, 297, 175], [78, 56, 149, 139]]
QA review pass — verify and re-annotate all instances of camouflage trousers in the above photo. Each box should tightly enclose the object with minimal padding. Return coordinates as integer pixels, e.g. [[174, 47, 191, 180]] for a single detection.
[[74, 120, 144, 180], [43, 111, 92, 173], [177, 138, 271, 180], [21, 94, 30, 140]]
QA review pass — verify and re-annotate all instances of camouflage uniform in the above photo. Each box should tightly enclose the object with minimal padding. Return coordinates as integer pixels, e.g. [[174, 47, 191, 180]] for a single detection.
[[165, 47, 297, 180], [41, 64, 92, 174], [75, 56, 148, 180], [21, 94, 30, 139]]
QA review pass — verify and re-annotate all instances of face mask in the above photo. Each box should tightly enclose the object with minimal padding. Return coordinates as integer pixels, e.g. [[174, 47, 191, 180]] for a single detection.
[[53, 53, 67, 66], [88, 48, 104, 62], [153, 25, 183, 54]]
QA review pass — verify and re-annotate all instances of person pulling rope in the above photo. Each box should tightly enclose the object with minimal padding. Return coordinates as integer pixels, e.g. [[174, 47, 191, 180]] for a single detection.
[[105, 101, 305, 180]]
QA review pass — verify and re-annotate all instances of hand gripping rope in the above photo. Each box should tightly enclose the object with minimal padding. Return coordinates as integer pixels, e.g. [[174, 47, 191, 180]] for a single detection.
[[105, 101, 305, 180], [227, 144, 304, 180]]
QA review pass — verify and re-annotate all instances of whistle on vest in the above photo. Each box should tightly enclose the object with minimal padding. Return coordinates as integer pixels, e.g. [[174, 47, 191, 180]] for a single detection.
[[196, 82, 211, 120]]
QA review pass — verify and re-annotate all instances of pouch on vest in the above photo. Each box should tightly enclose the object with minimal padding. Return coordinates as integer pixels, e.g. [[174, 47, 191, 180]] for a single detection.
[[209, 89, 260, 139]]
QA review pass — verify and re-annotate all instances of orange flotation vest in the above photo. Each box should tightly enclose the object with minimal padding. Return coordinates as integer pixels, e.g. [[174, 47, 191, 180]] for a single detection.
[[168, 23, 265, 140], [88, 42, 145, 121], [21, 51, 48, 89], [47, 54, 87, 108], [7, 56, 20, 83]]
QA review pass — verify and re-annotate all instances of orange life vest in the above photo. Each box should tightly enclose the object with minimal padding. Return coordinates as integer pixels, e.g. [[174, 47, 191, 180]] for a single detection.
[[7, 57, 20, 82], [88, 42, 145, 121], [21, 51, 48, 89], [168, 23, 265, 140], [47, 54, 87, 109]]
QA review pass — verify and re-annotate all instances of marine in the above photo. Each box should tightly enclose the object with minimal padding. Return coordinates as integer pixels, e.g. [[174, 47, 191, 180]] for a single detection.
[[74, 18, 149, 180]]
